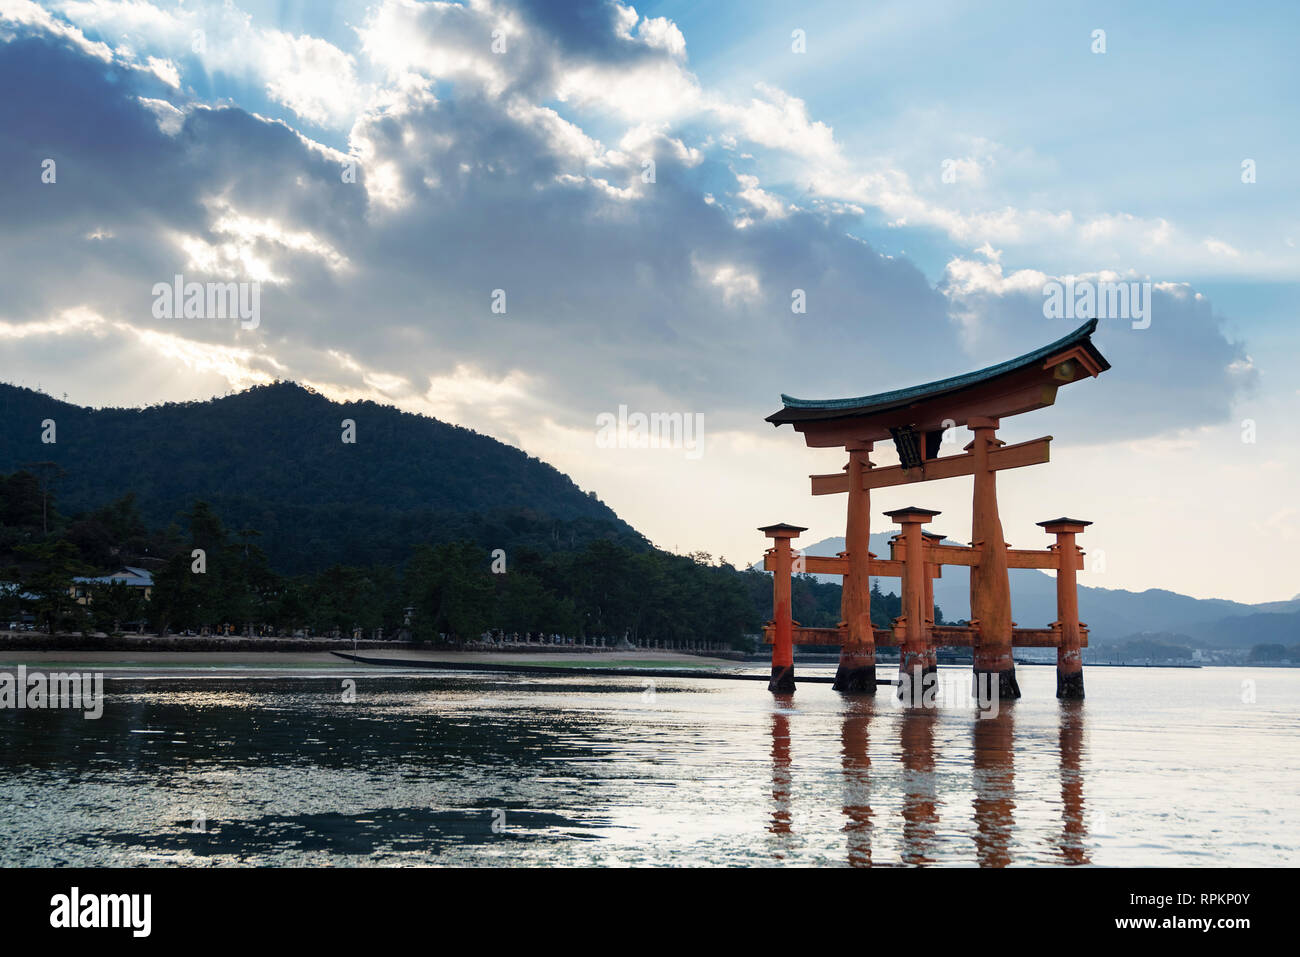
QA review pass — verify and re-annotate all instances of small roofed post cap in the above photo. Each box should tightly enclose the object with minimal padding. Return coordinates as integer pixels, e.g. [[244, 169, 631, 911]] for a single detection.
[[883, 506, 942, 523], [1037, 517, 1092, 534], [758, 522, 809, 539]]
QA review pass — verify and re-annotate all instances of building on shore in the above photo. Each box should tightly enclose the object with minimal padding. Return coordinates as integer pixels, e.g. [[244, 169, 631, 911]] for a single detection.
[[70, 566, 154, 604]]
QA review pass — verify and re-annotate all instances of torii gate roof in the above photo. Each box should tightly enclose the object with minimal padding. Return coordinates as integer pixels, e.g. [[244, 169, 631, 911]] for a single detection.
[[766, 318, 1109, 446]]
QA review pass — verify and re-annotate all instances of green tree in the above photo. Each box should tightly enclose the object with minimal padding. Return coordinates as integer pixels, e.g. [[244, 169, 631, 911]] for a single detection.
[[18, 539, 86, 634], [19, 461, 64, 537], [89, 580, 145, 634], [405, 542, 495, 642], [149, 552, 199, 634], [1, 470, 44, 529]]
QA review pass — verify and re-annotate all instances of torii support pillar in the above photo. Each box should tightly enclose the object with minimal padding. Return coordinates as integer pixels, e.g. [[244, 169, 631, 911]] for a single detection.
[[760, 523, 806, 693], [886, 507, 940, 704], [1039, 518, 1091, 699], [835, 445, 877, 693], [922, 530, 943, 629], [968, 416, 1020, 700]]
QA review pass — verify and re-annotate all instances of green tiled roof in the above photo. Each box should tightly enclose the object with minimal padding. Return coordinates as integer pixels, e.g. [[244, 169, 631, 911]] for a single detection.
[[768, 318, 1106, 424]]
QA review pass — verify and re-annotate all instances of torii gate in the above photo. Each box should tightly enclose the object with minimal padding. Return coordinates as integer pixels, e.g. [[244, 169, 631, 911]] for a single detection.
[[759, 318, 1110, 701]]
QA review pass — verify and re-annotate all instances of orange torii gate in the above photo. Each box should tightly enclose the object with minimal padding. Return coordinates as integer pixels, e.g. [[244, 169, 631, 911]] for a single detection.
[[758, 318, 1110, 700]]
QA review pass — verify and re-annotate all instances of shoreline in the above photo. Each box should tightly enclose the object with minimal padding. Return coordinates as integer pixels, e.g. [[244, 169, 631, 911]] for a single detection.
[[0, 646, 747, 678], [4, 636, 1286, 676], [0, 631, 739, 656]]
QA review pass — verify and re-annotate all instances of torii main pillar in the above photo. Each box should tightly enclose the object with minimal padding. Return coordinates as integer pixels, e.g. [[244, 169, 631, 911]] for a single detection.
[[834, 444, 876, 693], [968, 416, 1020, 700]]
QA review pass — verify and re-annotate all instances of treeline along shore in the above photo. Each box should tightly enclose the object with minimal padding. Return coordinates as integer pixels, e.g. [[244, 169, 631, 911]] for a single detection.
[[0, 468, 923, 650]]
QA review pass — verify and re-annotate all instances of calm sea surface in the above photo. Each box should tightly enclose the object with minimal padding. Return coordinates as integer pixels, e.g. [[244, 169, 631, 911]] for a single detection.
[[1, 664, 1296, 866]]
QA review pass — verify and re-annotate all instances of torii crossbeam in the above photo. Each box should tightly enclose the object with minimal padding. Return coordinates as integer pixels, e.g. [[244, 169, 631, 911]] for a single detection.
[[758, 318, 1110, 700]]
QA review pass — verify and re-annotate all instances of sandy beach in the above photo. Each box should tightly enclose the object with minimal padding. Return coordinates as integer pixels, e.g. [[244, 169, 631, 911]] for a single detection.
[[0, 647, 741, 678]]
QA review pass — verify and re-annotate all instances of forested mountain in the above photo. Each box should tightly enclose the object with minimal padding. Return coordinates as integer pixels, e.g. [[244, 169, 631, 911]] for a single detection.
[[0, 381, 641, 573], [0, 381, 924, 645]]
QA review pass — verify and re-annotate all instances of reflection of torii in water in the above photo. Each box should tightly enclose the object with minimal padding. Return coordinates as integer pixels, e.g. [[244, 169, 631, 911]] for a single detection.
[[767, 700, 1090, 865], [759, 319, 1110, 700]]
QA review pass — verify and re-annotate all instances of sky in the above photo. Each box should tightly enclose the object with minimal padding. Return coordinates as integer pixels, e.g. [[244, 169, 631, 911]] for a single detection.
[[0, 0, 1296, 603]]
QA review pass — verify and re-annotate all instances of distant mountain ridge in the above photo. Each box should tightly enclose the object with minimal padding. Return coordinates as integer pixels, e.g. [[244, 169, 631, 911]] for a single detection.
[[0, 381, 643, 572], [755, 534, 1296, 647]]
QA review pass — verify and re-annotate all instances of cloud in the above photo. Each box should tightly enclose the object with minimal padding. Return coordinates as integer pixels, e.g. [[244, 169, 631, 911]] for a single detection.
[[713, 83, 838, 163], [940, 255, 1258, 442], [37, 0, 368, 128], [259, 31, 362, 127], [0, 0, 1260, 461]]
